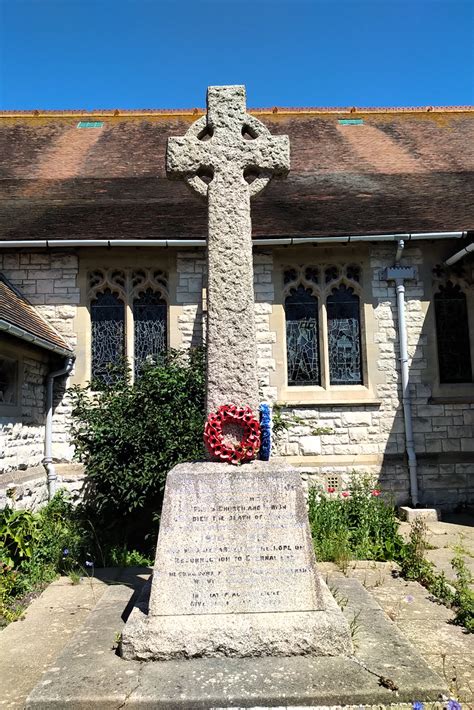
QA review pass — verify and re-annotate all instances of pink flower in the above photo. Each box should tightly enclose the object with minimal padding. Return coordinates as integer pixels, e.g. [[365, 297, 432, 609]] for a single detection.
[[327, 487, 336, 493], [341, 491, 350, 498], [371, 489, 381, 497]]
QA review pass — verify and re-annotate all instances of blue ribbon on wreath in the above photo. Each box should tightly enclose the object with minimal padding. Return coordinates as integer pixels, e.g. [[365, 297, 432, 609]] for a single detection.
[[259, 403, 272, 461]]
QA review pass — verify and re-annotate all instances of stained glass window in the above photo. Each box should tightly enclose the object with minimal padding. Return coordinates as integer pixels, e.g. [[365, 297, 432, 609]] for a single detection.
[[133, 289, 167, 378], [91, 290, 125, 385], [327, 285, 362, 385], [285, 286, 320, 386], [435, 282, 472, 383]]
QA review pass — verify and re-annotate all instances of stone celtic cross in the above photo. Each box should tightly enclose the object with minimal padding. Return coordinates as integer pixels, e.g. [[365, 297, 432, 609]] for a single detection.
[[167, 85, 290, 414]]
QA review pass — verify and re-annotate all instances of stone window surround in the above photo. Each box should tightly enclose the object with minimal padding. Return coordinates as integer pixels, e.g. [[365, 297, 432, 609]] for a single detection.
[[0, 343, 22, 417], [270, 247, 382, 406], [73, 250, 179, 386], [428, 261, 474, 403]]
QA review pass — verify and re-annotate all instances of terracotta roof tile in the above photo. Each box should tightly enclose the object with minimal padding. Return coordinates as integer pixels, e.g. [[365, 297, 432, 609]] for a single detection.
[[0, 276, 73, 353]]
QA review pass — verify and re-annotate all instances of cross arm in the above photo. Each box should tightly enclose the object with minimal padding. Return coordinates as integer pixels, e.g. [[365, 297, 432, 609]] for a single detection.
[[166, 136, 210, 179], [245, 135, 290, 176]]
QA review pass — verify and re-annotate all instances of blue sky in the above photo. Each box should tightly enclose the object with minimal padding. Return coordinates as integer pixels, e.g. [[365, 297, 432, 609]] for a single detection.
[[0, 0, 472, 110]]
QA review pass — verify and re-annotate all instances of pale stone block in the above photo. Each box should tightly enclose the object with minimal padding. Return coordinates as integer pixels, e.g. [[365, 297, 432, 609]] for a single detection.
[[3, 254, 20, 268], [299, 436, 322, 455], [256, 331, 276, 344], [398, 505, 441, 523], [177, 260, 196, 273], [341, 411, 372, 426], [254, 303, 273, 314], [29, 254, 52, 265], [26, 269, 62, 280], [461, 438, 474, 452], [448, 425, 472, 438], [348, 426, 368, 442]]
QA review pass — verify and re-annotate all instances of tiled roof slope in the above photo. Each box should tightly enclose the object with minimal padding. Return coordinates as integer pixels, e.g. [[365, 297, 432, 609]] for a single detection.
[[0, 108, 472, 240], [0, 276, 73, 353]]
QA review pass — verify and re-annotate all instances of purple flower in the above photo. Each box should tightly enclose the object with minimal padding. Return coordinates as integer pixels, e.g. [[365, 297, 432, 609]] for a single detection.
[[446, 700, 462, 710], [62, 548, 69, 557], [405, 595, 415, 603], [85, 560, 94, 568], [412, 702, 424, 710]]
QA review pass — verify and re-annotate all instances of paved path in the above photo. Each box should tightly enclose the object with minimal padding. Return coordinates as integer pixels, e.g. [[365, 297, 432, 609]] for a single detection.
[[1, 518, 472, 708], [405, 516, 474, 584], [0, 569, 125, 709], [321, 562, 474, 706]]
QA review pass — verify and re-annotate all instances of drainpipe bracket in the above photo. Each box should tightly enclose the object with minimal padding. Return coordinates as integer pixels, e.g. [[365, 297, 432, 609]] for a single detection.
[[381, 266, 416, 281]]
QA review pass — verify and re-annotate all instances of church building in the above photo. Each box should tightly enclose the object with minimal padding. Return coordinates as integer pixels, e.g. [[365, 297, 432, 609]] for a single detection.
[[0, 105, 473, 509]]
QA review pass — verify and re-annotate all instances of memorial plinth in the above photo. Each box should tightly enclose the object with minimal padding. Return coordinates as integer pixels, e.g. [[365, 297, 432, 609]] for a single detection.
[[121, 461, 352, 660]]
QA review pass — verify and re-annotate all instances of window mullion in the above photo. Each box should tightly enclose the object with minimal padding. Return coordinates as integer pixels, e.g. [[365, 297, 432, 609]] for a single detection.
[[126, 300, 135, 383], [321, 298, 330, 389]]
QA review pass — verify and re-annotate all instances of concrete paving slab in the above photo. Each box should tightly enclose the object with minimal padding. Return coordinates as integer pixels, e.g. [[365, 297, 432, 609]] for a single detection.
[[26, 576, 447, 709], [396, 618, 474, 658], [425, 548, 474, 584], [0, 575, 111, 709]]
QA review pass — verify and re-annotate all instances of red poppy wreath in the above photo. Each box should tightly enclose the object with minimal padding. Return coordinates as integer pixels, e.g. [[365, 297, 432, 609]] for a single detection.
[[204, 404, 261, 465]]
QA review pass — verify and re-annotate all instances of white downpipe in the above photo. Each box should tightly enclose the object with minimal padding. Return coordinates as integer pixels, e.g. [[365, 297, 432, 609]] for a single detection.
[[43, 357, 74, 500], [395, 279, 419, 506], [0, 231, 467, 250], [444, 241, 474, 267], [395, 239, 405, 264]]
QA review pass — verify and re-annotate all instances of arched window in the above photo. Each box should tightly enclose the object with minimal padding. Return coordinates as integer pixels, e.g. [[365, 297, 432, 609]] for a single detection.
[[327, 284, 362, 385], [90, 289, 125, 384], [435, 282, 472, 383], [285, 285, 320, 386], [133, 288, 167, 377]]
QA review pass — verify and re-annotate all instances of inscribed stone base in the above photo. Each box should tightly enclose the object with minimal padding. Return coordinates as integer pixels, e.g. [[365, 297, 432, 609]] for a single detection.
[[121, 461, 352, 660]]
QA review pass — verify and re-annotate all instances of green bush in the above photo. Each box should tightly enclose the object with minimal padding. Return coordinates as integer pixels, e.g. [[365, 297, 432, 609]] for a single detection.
[[0, 508, 39, 567], [0, 494, 87, 624], [69, 348, 206, 546], [308, 475, 404, 564]]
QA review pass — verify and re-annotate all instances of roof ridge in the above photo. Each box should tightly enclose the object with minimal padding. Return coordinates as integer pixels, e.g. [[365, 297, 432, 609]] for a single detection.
[[0, 105, 473, 117]]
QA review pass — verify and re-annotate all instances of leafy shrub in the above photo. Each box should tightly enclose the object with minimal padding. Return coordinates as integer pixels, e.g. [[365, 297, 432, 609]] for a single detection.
[[69, 348, 206, 546], [0, 491, 156, 625], [308, 474, 404, 564], [450, 555, 474, 632], [0, 508, 39, 567], [399, 519, 473, 632], [0, 493, 90, 622]]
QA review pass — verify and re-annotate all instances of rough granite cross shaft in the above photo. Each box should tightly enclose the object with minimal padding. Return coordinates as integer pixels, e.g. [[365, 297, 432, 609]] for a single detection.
[[167, 85, 290, 414]]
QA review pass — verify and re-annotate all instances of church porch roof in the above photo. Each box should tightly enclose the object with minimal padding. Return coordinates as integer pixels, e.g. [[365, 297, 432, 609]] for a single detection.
[[0, 275, 73, 356]]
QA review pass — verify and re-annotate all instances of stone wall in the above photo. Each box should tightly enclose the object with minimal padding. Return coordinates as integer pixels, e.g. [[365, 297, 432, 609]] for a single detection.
[[254, 252, 278, 404], [176, 250, 206, 348], [1, 244, 473, 509], [273, 245, 474, 507], [0, 356, 48, 472], [172, 244, 474, 509], [0, 465, 85, 512], [0, 251, 78, 474]]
